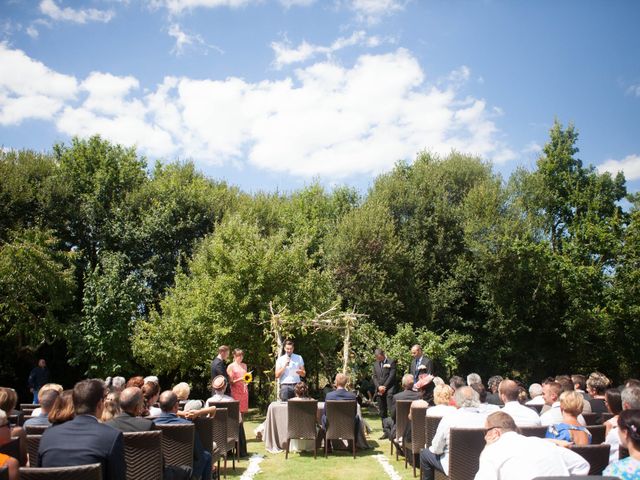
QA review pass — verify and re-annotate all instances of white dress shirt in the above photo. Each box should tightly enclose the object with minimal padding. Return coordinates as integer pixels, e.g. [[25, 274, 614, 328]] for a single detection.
[[429, 407, 488, 474], [276, 353, 304, 384], [605, 425, 620, 464], [525, 395, 545, 405], [426, 404, 456, 417], [474, 431, 590, 480], [539, 402, 586, 426], [501, 401, 542, 426]]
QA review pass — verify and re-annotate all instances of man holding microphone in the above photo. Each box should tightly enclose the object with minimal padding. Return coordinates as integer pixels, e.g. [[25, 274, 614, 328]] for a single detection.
[[275, 340, 305, 401]]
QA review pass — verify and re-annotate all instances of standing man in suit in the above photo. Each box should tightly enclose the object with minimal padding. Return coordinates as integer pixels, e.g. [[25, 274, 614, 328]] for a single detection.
[[410, 344, 435, 403], [211, 345, 231, 395], [38, 379, 126, 480], [372, 348, 397, 432]]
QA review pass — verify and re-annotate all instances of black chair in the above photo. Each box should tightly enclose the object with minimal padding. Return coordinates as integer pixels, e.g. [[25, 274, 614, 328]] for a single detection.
[[391, 400, 413, 459], [155, 423, 194, 471], [405, 406, 427, 477], [434, 428, 486, 480], [25, 424, 49, 435], [26, 434, 42, 467], [123, 430, 163, 480], [285, 399, 318, 459], [8, 413, 24, 427], [528, 404, 543, 414], [600, 412, 613, 423], [207, 401, 240, 467], [587, 424, 605, 444], [569, 444, 611, 475], [324, 400, 357, 459], [520, 425, 547, 438], [425, 416, 443, 448], [19, 463, 102, 480]]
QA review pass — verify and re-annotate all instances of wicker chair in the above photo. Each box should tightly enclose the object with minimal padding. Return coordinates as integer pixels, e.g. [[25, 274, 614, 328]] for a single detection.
[[405, 406, 427, 477], [434, 427, 486, 480], [581, 412, 598, 425], [425, 416, 443, 448], [25, 425, 49, 435], [8, 413, 24, 427], [155, 423, 194, 471], [26, 434, 42, 466], [285, 399, 318, 459], [20, 405, 39, 417], [122, 430, 163, 480], [19, 463, 102, 480], [600, 412, 613, 423], [391, 400, 413, 459], [210, 408, 228, 479], [519, 425, 547, 438], [194, 416, 215, 455], [207, 401, 240, 467], [569, 444, 610, 475], [323, 400, 357, 459], [587, 424, 605, 444], [0, 466, 7, 480]]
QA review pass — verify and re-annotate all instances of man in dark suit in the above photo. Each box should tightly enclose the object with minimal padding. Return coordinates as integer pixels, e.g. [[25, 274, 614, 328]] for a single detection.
[[381, 374, 422, 439], [322, 373, 358, 429], [210, 345, 231, 395], [38, 379, 126, 480], [372, 348, 397, 432], [106, 387, 154, 432], [410, 344, 435, 403]]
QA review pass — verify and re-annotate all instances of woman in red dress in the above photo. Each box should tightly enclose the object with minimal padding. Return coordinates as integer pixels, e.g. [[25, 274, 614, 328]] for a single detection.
[[227, 348, 249, 413]]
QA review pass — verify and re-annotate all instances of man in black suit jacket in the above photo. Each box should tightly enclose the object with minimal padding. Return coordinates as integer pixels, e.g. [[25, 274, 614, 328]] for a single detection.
[[410, 344, 435, 403], [381, 374, 422, 439], [38, 379, 126, 480], [372, 348, 397, 425], [210, 345, 231, 395], [106, 387, 154, 432]]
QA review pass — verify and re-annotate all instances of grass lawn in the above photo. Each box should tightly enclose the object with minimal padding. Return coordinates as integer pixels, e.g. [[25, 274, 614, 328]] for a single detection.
[[222, 406, 420, 480]]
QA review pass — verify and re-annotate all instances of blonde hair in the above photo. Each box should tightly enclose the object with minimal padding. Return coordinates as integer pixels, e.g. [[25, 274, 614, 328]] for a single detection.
[[38, 383, 63, 398], [433, 384, 454, 406], [172, 382, 191, 401], [559, 390, 584, 416], [586, 372, 610, 395]]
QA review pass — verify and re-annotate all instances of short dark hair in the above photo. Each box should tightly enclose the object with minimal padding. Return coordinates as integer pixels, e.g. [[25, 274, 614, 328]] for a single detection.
[[572, 374, 587, 390], [158, 390, 178, 412], [449, 375, 465, 390], [218, 345, 230, 354], [294, 382, 309, 398], [486, 411, 518, 432], [73, 379, 105, 415], [618, 409, 640, 450], [471, 382, 487, 403], [284, 340, 294, 347], [605, 388, 622, 415]]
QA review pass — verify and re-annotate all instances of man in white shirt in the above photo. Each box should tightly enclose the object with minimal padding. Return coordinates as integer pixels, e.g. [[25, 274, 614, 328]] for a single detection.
[[499, 379, 541, 426], [475, 411, 589, 480], [605, 385, 640, 463], [525, 383, 545, 405], [419, 386, 488, 480], [540, 381, 586, 426], [275, 340, 306, 401]]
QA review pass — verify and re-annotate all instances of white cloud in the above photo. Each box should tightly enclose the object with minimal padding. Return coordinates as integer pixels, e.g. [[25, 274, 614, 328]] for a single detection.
[[279, 0, 315, 6], [150, 0, 254, 15], [597, 155, 640, 181], [348, 0, 406, 24], [523, 141, 542, 154], [271, 31, 391, 69], [1, 44, 514, 177], [627, 84, 640, 97], [39, 0, 114, 23], [26, 26, 39, 38], [168, 23, 223, 56], [0, 43, 77, 125]]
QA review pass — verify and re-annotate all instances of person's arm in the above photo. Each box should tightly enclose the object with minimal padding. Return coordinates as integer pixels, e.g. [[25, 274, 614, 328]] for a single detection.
[[275, 357, 287, 379], [430, 417, 448, 454], [296, 356, 305, 377], [183, 405, 217, 420], [4, 456, 19, 480], [557, 445, 590, 475]]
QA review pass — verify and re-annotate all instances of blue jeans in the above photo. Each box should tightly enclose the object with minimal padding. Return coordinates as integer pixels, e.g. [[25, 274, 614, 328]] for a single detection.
[[419, 448, 444, 480], [194, 449, 212, 480]]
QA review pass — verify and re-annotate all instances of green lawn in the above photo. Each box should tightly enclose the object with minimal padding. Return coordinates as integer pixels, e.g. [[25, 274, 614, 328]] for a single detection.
[[223, 407, 420, 480]]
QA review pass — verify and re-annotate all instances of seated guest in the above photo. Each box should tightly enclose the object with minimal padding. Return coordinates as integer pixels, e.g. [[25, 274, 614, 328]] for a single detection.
[[142, 381, 161, 417], [486, 376, 503, 406], [38, 379, 126, 480], [154, 391, 212, 480], [572, 373, 591, 400], [606, 385, 640, 464], [449, 376, 465, 392], [173, 382, 191, 409], [525, 383, 545, 405], [545, 391, 591, 445], [499, 379, 541, 426], [604, 388, 623, 437], [24, 388, 58, 427], [105, 387, 154, 432], [475, 411, 589, 480], [381, 374, 421, 440], [603, 408, 640, 479], [540, 381, 586, 426], [420, 386, 488, 480], [586, 371, 610, 413], [322, 373, 357, 429], [207, 376, 235, 404], [0, 409, 19, 480], [0, 387, 27, 465], [101, 392, 121, 422], [556, 375, 592, 413], [467, 373, 482, 387], [48, 390, 74, 424], [427, 384, 456, 417], [471, 383, 500, 414], [30, 383, 64, 417], [126, 376, 145, 389], [105, 376, 126, 393]]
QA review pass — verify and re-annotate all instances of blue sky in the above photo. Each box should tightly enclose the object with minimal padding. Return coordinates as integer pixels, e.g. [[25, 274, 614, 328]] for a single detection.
[[1, 0, 639, 194]]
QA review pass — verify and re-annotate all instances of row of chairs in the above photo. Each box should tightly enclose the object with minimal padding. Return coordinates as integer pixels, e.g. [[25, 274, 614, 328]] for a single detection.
[[0, 407, 235, 480], [390, 401, 617, 480]]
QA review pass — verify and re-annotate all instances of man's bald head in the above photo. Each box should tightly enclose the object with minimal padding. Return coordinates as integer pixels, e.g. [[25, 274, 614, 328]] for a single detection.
[[159, 390, 179, 412], [119, 387, 143, 415], [498, 379, 520, 402]]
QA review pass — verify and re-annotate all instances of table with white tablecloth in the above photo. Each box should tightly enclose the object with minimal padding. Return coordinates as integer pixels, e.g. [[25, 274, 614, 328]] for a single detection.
[[263, 401, 371, 454]]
